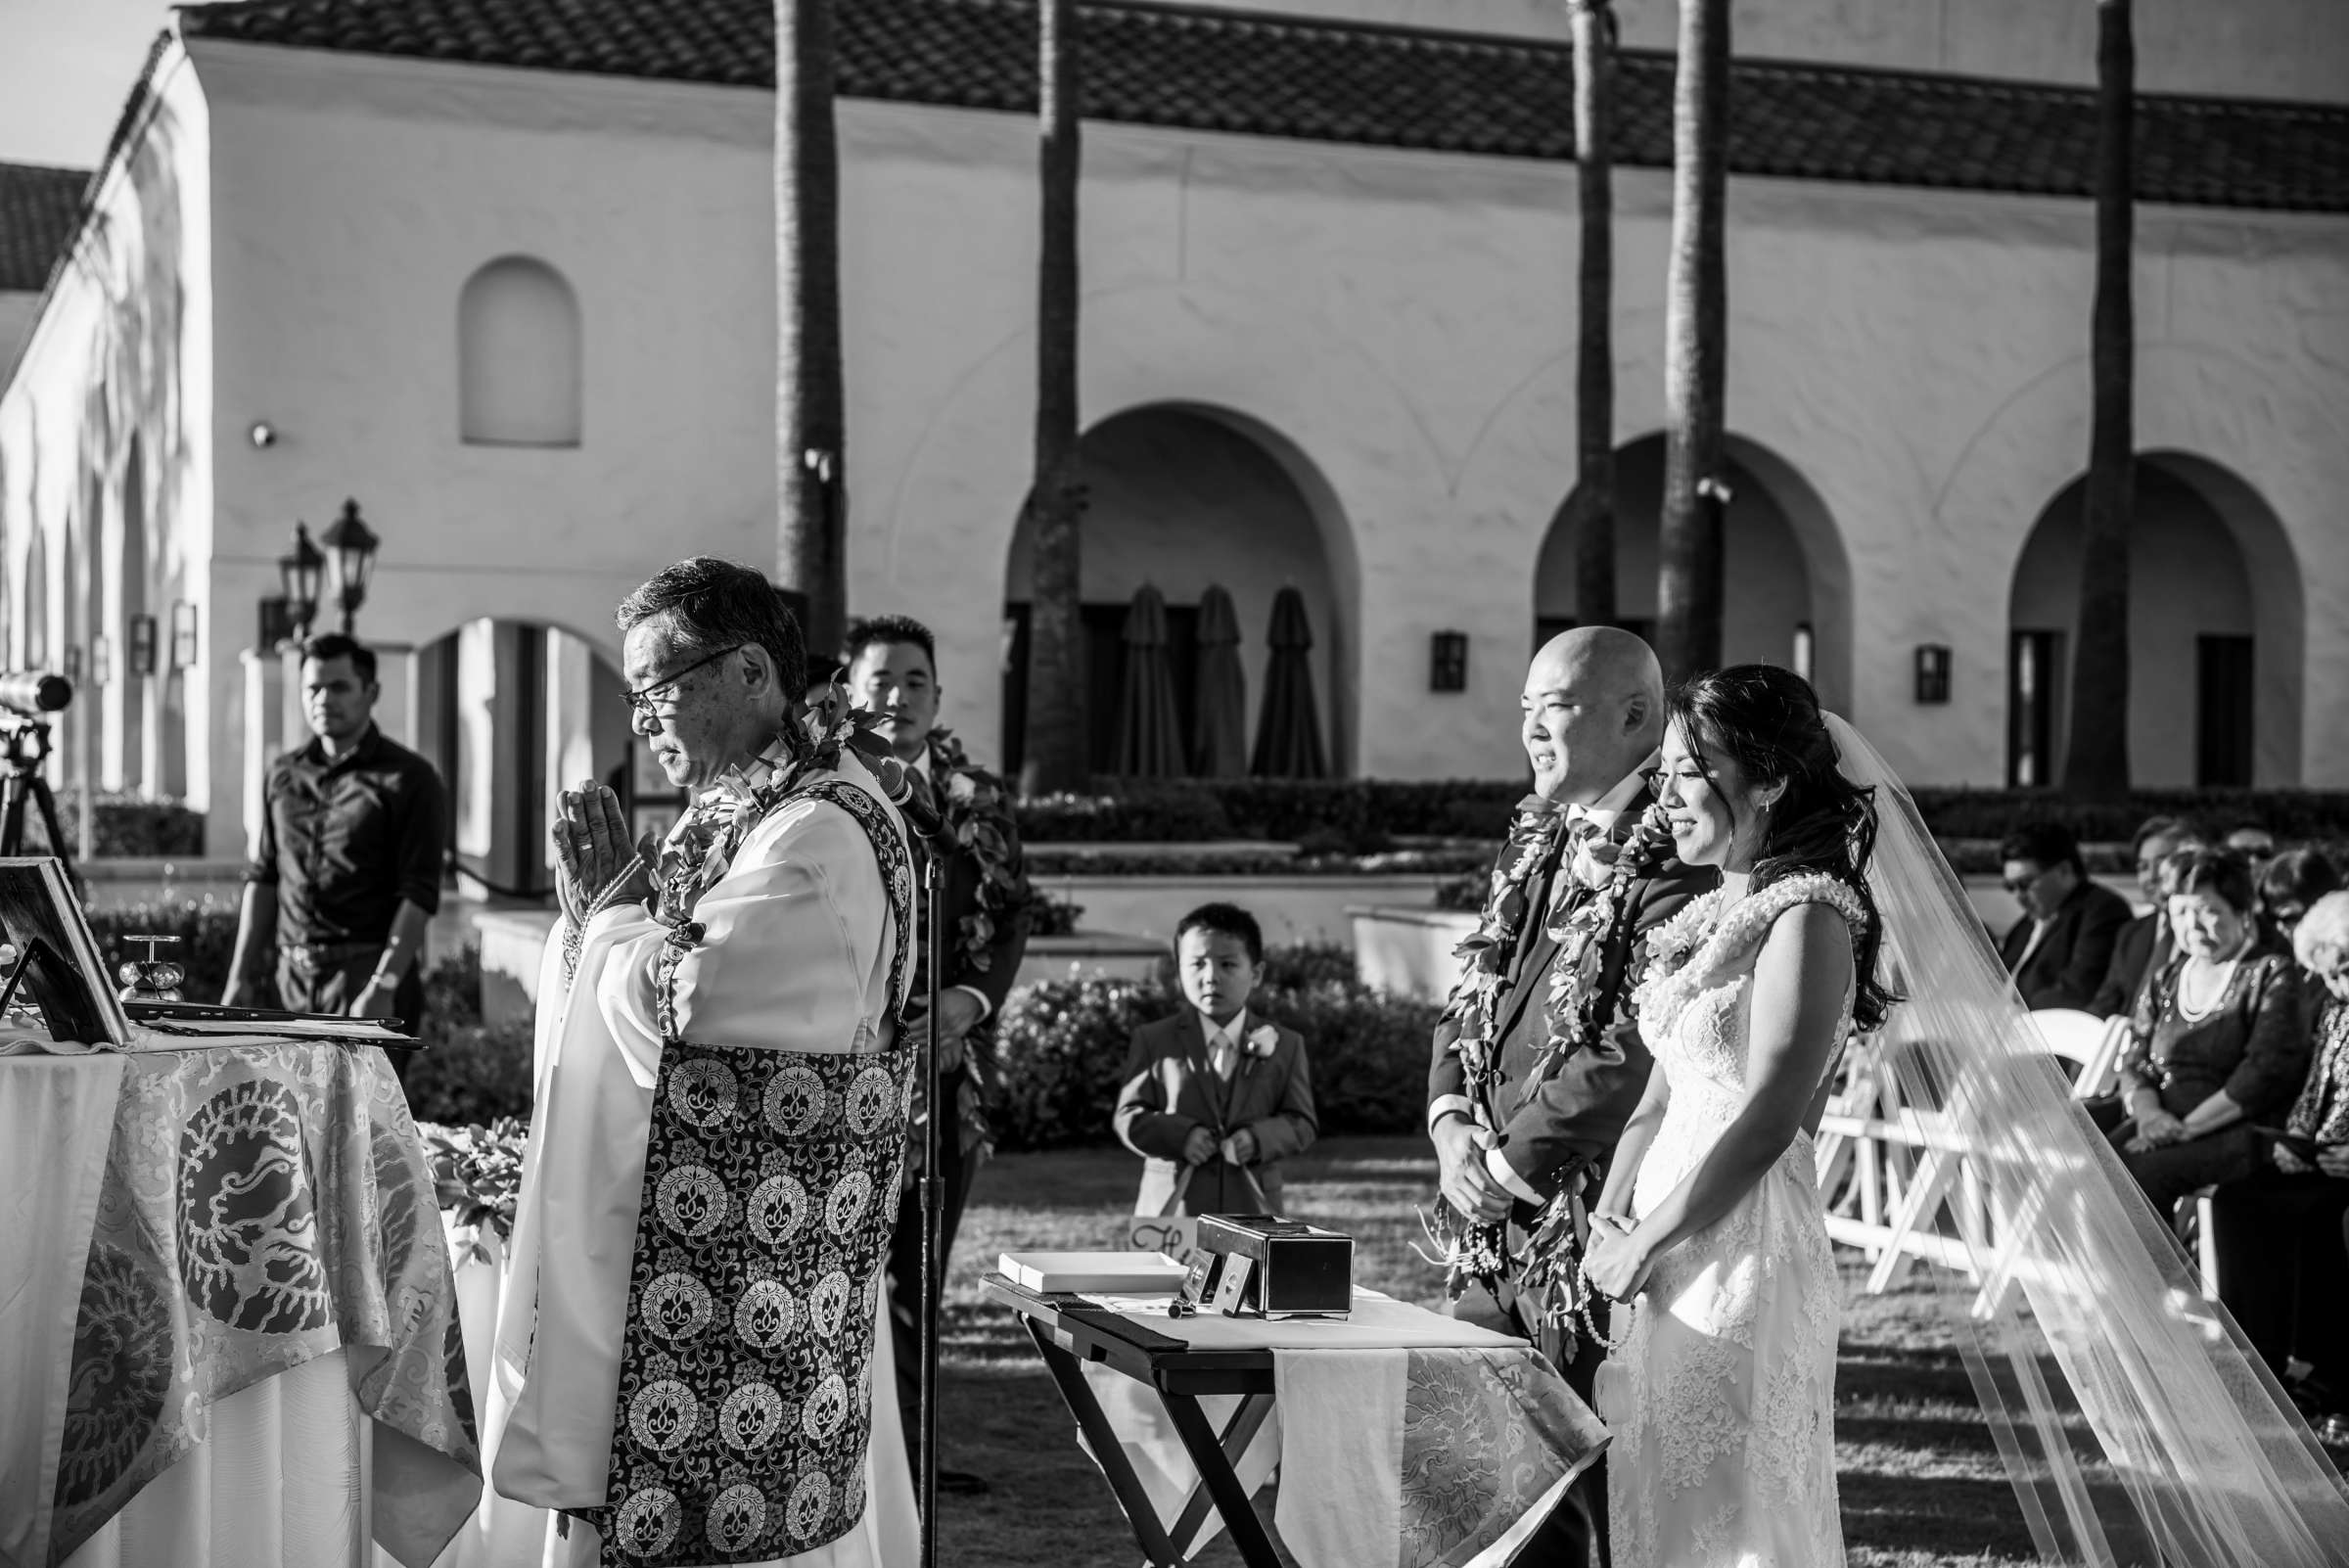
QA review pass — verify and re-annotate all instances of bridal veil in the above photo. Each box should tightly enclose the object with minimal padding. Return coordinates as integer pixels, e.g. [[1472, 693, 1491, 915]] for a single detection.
[[1825, 715, 2349, 1566]]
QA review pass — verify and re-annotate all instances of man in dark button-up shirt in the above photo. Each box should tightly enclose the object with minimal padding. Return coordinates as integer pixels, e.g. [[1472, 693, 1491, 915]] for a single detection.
[[225, 633, 447, 1056]]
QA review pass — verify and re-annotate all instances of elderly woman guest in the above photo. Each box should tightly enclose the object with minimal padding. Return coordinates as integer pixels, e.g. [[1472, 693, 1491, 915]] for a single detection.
[[2207, 891, 2349, 1421], [2258, 846, 2340, 945], [2111, 849, 2311, 1214]]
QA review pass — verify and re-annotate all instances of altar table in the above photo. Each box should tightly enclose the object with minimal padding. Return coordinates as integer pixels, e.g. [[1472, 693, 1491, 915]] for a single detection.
[[0, 1041, 481, 1568], [986, 1275, 1605, 1568]]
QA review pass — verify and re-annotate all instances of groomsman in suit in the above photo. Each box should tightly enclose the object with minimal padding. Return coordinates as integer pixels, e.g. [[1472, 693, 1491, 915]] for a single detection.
[[1999, 820, 2134, 1012], [846, 615, 1034, 1496], [1427, 626, 1717, 1568], [2090, 815, 2206, 1018]]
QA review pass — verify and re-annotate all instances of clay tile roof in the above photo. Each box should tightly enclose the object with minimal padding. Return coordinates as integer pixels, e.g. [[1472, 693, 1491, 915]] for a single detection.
[[178, 0, 2349, 213], [0, 162, 92, 293]]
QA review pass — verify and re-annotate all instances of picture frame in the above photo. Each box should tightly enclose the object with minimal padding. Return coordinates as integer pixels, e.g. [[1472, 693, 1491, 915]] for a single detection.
[[170, 602, 200, 669], [0, 858, 134, 1048], [127, 613, 159, 677]]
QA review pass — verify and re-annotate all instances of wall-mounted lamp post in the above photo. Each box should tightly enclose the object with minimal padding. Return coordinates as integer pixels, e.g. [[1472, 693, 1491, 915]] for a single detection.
[[319, 498, 381, 635]]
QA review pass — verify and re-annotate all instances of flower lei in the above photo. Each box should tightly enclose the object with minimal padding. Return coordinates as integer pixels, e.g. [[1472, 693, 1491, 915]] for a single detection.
[[1423, 796, 1571, 1292], [1516, 804, 1678, 1347], [636, 697, 906, 1040], [925, 726, 1040, 983], [918, 726, 1038, 1159]]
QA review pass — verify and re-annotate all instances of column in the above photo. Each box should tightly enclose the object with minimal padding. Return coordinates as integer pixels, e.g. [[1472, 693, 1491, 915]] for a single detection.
[[240, 649, 286, 861]]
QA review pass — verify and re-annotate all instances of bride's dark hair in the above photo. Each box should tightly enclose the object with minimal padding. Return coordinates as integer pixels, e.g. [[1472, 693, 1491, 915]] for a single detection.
[[1667, 664, 1894, 1030]]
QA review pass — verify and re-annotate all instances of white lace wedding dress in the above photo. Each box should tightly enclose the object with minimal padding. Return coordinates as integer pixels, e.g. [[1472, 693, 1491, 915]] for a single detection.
[[1600, 872, 1861, 1568]]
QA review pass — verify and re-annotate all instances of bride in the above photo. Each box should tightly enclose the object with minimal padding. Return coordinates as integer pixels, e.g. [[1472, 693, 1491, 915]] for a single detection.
[[1581, 664, 2349, 1568], [1582, 665, 1884, 1567]]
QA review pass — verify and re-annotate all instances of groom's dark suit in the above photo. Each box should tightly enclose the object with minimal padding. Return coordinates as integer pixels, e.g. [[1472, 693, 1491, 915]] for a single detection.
[[1427, 780, 1716, 1568]]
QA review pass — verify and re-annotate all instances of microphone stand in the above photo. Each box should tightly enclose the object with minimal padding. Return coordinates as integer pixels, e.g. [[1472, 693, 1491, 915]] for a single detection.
[[917, 853, 945, 1568]]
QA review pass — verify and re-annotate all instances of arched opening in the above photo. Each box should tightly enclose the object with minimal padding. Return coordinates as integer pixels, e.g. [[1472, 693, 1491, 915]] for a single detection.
[[1535, 434, 1852, 713], [458, 255, 583, 448], [412, 619, 631, 898], [2007, 454, 2302, 788], [998, 403, 1357, 776]]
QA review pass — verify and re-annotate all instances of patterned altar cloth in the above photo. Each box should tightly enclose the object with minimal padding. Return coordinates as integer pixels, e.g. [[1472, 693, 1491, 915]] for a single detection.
[[5, 1041, 481, 1568]]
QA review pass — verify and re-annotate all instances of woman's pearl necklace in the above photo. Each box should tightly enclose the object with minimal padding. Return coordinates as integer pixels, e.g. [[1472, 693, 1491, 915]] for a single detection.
[[2177, 939, 2249, 1021]]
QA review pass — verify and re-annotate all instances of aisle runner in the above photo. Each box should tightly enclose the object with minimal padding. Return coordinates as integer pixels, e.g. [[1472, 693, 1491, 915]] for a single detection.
[[42, 1043, 480, 1567]]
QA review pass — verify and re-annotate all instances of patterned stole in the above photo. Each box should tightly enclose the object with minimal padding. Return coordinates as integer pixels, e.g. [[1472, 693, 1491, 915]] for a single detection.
[[582, 780, 916, 1565]]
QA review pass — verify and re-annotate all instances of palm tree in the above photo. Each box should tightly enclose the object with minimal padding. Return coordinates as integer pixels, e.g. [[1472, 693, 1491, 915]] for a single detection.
[[1654, 0, 1728, 682], [2061, 0, 2135, 798], [1568, 0, 1619, 630], [776, 0, 849, 660], [1021, 0, 1089, 795]]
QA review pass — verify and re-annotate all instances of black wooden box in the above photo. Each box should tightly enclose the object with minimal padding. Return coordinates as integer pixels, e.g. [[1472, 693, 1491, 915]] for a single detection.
[[1195, 1214, 1352, 1318]]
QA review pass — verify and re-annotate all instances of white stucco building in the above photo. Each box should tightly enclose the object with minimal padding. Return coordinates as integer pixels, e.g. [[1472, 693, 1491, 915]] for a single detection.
[[2, 0, 2346, 884]]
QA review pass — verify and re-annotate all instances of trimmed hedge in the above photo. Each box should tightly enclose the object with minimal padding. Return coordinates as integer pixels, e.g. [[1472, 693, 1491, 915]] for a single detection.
[[26, 792, 207, 858], [1028, 847, 1489, 879], [1906, 789, 2349, 843], [1017, 779, 2349, 850]]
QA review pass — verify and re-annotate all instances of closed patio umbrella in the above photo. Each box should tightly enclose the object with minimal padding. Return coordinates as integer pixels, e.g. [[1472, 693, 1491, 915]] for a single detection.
[[1113, 584, 1188, 778], [1190, 584, 1248, 778], [1251, 585, 1327, 779]]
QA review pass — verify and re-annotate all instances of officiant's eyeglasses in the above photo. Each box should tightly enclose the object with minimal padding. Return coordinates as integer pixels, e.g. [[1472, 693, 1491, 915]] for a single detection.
[[623, 645, 742, 717]]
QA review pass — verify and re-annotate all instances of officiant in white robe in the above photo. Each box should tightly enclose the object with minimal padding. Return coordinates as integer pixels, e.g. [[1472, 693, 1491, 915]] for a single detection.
[[487, 559, 919, 1568]]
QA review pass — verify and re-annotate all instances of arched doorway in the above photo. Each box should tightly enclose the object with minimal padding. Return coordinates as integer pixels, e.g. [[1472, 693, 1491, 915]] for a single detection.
[[413, 620, 632, 898], [999, 403, 1355, 776], [2006, 453, 2302, 788], [1535, 434, 1852, 713]]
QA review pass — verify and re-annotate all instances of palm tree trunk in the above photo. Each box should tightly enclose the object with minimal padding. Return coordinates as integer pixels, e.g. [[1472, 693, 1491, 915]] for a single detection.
[[1569, 0, 1618, 630], [1655, 0, 1728, 683], [776, 0, 849, 660], [1021, 0, 1088, 795], [2061, 0, 2135, 798]]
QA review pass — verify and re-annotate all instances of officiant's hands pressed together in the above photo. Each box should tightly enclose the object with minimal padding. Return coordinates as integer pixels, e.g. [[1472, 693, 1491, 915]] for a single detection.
[[550, 780, 653, 916]]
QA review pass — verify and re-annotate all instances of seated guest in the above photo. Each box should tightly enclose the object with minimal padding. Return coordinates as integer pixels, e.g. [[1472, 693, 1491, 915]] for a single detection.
[[2090, 814, 2208, 1019], [2111, 849, 2310, 1214], [2207, 891, 2349, 1416], [2258, 847, 2340, 947], [2225, 818, 2280, 874], [1115, 902, 1317, 1215], [2000, 820, 2134, 1011]]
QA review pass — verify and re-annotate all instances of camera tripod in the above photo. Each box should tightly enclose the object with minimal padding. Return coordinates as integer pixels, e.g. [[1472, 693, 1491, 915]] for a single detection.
[[0, 720, 76, 886]]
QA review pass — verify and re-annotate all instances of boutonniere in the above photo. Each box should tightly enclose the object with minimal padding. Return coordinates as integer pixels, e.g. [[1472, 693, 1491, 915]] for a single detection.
[[1244, 1023, 1279, 1061], [1566, 826, 1622, 891]]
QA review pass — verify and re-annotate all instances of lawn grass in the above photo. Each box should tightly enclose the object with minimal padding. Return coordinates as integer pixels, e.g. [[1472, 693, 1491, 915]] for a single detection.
[[931, 1134, 2143, 1567]]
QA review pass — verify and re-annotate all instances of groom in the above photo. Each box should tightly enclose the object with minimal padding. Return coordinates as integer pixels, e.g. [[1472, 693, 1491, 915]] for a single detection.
[[1427, 626, 1716, 1568]]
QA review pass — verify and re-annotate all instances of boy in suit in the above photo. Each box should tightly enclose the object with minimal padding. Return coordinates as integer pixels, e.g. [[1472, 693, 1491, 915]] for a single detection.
[[1115, 903, 1317, 1215]]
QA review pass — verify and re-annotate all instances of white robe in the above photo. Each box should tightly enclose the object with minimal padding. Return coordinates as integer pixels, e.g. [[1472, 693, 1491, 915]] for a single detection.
[[488, 760, 919, 1568]]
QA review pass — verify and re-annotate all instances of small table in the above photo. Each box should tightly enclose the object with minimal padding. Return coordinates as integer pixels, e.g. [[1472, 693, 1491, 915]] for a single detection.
[[986, 1274, 1288, 1567]]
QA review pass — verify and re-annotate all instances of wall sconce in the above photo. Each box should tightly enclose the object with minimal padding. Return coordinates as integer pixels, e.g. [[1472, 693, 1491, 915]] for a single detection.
[[1430, 630, 1469, 693], [127, 614, 159, 678], [1792, 622, 1815, 684], [170, 602, 200, 669], [249, 421, 278, 448], [91, 636, 114, 687], [62, 645, 83, 681], [258, 596, 298, 650], [1914, 644, 1952, 705]]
